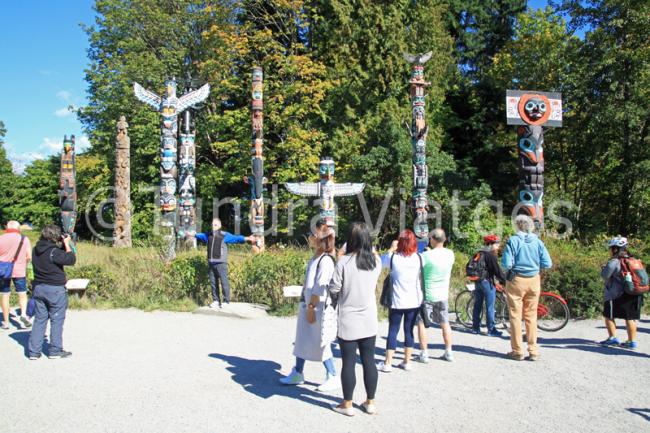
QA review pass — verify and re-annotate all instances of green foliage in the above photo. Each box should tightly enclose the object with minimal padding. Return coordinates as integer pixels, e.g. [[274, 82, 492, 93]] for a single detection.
[[0, 120, 15, 223]]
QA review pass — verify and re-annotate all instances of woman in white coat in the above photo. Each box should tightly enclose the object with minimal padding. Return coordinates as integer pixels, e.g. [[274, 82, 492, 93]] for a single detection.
[[279, 221, 339, 391]]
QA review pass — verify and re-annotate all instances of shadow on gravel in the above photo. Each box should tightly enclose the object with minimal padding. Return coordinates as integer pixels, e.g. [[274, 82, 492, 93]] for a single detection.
[[8, 331, 30, 356], [596, 325, 650, 335], [539, 337, 650, 358], [208, 353, 339, 409], [627, 408, 650, 422]]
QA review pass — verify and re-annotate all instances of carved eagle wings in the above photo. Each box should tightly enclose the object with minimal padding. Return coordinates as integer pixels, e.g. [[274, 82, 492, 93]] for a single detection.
[[285, 183, 365, 197], [133, 82, 161, 109]]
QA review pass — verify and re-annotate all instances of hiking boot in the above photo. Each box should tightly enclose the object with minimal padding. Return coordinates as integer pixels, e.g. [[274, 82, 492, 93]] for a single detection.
[[19, 316, 32, 328], [620, 340, 638, 350], [599, 337, 620, 346], [376, 362, 392, 373], [506, 351, 524, 361], [48, 350, 72, 359], [278, 368, 304, 385]]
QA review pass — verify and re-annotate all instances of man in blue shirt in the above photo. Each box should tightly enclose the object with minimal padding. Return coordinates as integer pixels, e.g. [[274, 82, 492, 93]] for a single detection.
[[502, 215, 552, 361], [196, 218, 255, 308]]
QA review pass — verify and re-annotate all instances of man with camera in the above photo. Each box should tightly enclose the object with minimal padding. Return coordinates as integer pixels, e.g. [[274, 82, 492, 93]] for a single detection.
[[27, 225, 76, 360]]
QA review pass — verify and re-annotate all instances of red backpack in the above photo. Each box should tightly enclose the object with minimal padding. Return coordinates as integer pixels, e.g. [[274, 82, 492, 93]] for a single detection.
[[620, 257, 650, 296]]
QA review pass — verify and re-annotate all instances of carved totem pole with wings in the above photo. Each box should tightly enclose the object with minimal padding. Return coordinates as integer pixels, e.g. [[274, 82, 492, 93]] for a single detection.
[[59, 135, 77, 242]]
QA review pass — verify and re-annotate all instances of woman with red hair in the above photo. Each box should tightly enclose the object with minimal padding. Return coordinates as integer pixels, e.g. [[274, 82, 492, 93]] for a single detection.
[[376, 229, 423, 372]]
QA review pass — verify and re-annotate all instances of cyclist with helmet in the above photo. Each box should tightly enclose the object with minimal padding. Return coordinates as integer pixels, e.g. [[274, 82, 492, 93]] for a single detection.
[[600, 236, 643, 349], [471, 234, 506, 336]]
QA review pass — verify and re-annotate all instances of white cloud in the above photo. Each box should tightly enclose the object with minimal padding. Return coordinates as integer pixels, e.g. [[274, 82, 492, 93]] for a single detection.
[[8, 151, 46, 174], [54, 107, 74, 117], [56, 90, 71, 101], [39, 137, 63, 152], [77, 135, 91, 152]]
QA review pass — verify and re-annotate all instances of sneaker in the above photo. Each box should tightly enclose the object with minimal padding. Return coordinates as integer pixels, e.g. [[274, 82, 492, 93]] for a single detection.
[[28, 353, 42, 360], [376, 362, 392, 373], [48, 350, 72, 359], [471, 328, 481, 335], [19, 316, 32, 328], [417, 351, 429, 364], [527, 353, 540, 361], [440, 351, 454, 362], [331, 404, 355, 417], [209, 301, 221, 309], [398, 361, 412, 371], [1, 322, 9, 330], [488, 329, 503, 337], [316, 375, 340, 392], [599, 337, 620, 346], [620, 341, 638, 350], [506, 351, 524, 361], [278, 368, 304, 385]]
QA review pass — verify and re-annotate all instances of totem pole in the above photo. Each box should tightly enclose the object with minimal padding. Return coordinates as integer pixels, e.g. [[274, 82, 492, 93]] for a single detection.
[[506, 90, 563, 229], [59, 135, 77, 241], [244, 67, 266, 252], [404, 51, 432, 249], [133, 78, 210, 260], [178, 103, 197, 249], [113, 116, 132, 247], [286, 157, 365, 227]]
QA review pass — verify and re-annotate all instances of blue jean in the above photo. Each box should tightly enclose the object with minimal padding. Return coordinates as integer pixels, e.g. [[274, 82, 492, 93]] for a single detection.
[[28, 284, 68, 356], [473, 279, 497, 332], [1, 277, 27, 293], [208, 262, 230, 304], [386, 308, 419, 350], [295, 344, 337, 376]]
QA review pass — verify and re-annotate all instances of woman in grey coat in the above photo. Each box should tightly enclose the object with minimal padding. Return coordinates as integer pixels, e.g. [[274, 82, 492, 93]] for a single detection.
[[329, 223, 382, 416]]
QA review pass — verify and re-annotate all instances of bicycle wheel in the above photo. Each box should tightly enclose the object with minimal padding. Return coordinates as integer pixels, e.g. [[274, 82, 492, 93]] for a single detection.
[[454, 290, 474, 329], [536, 293, 570, 332], [495, 292, 509, 330]]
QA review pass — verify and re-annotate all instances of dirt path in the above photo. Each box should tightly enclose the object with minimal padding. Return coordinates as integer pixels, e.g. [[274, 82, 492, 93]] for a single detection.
[[1, 309, 648, 433]]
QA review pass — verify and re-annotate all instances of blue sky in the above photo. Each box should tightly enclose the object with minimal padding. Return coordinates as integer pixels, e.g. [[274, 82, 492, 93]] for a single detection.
[[0, 0, 551, 173]]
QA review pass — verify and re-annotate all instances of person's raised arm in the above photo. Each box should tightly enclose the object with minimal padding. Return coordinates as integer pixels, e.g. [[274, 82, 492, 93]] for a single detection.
[[223, 232, 255, 244], [195, 233, 208, 243], [52, 236, 76, 266], [601, 259, 618, 281]]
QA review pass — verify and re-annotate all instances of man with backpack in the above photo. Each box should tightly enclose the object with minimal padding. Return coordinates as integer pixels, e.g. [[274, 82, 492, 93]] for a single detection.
[[468, 234, 506, 337], [600, 236, 648, 349]]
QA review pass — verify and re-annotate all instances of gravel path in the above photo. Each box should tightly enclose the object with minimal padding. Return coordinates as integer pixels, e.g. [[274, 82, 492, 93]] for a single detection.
[[1, 309, 649, 433]]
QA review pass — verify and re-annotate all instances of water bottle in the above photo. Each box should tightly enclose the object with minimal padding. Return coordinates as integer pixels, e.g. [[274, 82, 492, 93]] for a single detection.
[[624, 272, 634, 293]]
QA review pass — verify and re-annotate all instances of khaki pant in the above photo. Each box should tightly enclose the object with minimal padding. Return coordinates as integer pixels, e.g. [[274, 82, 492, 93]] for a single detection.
[[506, 274, 541, 356]]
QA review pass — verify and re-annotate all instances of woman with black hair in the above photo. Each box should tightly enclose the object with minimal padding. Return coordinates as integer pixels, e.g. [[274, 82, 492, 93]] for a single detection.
[[328, 223, 382, 416]]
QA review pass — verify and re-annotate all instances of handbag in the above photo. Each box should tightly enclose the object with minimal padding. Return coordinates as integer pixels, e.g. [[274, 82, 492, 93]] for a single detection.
[[0, 235, 26, 279], [379, 254, 395, 308], [418, 254, 434, 328]]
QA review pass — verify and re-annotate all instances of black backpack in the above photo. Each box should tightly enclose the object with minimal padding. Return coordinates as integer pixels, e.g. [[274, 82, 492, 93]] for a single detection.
[[466, 251, 487, 282]]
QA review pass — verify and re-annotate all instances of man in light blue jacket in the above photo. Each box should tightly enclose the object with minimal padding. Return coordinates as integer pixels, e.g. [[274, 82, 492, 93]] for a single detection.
[[502, 215, 552, 361]]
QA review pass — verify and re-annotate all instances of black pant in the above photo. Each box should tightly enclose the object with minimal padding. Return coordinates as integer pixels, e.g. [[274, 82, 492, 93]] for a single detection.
[[208, 262, 230, 304], [339, 336, 378, 401]]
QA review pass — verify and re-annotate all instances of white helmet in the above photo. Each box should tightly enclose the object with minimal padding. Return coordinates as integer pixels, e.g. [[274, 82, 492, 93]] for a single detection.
[[607, 236, 628, 248]]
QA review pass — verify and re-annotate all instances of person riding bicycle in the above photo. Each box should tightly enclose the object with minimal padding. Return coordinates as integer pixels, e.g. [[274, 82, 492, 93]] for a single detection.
[[470, 234, 506, 337], [600, 236, 644, 349]]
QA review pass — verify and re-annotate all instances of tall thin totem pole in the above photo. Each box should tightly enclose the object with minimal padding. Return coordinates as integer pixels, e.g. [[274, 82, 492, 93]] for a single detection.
[[114, 116, 132, 247], [59, 135, 77, 241], [133, 78, 209, 260], [286, 158, 365, 227], [178, 104, 197, 248], [506, 90, 563, 229], [404, 51, 433, 247], [245, 67, 265, 252]]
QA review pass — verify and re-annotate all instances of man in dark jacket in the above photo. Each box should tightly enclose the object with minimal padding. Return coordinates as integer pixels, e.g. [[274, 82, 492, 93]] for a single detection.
[[28, 224, 76, 360], [195, 218, 254, 308], [472, 234, 506, 337]]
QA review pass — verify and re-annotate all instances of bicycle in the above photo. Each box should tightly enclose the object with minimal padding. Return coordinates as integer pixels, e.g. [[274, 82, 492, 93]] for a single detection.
[[454, 282, 570, 332]]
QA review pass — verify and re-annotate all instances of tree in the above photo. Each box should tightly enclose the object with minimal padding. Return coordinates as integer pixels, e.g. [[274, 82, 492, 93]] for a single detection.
[[4, 158, 59, 228], [0, 121, 16, 223]]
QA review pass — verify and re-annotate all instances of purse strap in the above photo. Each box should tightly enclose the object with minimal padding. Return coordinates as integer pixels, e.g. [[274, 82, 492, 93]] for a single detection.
[[302, 253, 335, 304], [11, 236, 26, 264]]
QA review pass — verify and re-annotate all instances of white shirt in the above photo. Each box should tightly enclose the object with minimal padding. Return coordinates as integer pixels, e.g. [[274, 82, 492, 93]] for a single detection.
[[381, 253, 423, 309]]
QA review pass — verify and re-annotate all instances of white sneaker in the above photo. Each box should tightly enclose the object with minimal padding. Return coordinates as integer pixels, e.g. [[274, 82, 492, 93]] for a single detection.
[[441, 351, 454, 362], [209, 301, 221, 309], [278, 368, 304, 385], [316, 375, 340, 392], [376, 362, 392, 373], [398, 361, 412, 371], [417, 351, 429, 363]]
